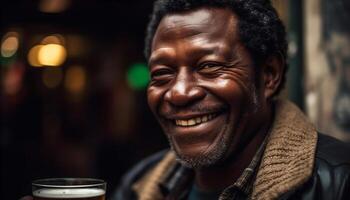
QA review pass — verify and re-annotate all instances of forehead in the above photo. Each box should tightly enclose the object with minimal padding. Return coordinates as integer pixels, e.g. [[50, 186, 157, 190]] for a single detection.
[[151, 7, 239, 51]]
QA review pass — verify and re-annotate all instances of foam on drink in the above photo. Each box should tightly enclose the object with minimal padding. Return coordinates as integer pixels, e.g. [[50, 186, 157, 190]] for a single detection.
[[33, 188, 105, 199]]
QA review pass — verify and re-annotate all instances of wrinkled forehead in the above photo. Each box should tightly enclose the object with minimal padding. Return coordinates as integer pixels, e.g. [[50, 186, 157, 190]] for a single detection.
[[152, 7, 239, 49], [159, 7, 221, 32]]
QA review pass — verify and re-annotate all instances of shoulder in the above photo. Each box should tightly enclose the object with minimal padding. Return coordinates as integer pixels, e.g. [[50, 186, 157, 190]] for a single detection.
[[282, 133, 350, 199], [110, 149, 170, 200], [316, 133, 350, 165], [313, 133, 350, 199]]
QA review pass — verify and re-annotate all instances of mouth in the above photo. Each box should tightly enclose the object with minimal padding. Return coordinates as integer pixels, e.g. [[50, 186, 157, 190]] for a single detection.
[[162, 109, 228, 158], [159, 105, 229, 139], [174, 113, 220, 127]]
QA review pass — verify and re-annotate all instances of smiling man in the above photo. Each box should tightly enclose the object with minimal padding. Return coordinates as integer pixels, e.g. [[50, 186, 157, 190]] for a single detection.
[[114, 0, 350, 200], [148, 7, 270, 170]]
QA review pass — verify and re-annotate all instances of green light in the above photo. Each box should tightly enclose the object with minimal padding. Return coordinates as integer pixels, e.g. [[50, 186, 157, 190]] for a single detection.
[[127, 63, 150, 90]]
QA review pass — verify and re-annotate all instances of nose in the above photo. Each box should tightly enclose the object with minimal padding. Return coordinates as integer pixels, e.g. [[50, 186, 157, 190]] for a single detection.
[[164, 68, 205, 106]]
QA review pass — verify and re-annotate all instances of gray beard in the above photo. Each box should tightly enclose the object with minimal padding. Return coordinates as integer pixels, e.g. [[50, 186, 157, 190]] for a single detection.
[[167, 86, 260, 169], [167, 123, 231, 168]]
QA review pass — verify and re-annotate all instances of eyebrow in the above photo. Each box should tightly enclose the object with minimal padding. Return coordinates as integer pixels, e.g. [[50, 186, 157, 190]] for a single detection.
[[149, 44, 238, 67], [148, 54, 174, 67], [148, 48, 176, 66]]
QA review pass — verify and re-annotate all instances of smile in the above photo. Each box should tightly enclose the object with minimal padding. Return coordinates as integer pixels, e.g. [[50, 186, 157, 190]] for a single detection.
[[174, 113, 219, 127]]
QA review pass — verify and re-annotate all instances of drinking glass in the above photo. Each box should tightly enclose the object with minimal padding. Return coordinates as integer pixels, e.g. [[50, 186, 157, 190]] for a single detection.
[[32, 178, 106, 200]]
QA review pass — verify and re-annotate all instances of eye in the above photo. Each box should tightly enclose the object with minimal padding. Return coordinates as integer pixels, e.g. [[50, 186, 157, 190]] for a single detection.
[[197, 62, 223, 74], [151, 68, 173, 78], [150, 67, 174, 85]]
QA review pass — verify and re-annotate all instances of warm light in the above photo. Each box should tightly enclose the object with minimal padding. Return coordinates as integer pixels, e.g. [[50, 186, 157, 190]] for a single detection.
[[41, 34, 65, 45], [42, 67, 63, 88], [1, 33, 19, 57], [64, 65, 86, 93], [39, 0, 71, 13], [3, 63, 25, 95], [38, 44, 67, 66], [28, 45, 44, 67]]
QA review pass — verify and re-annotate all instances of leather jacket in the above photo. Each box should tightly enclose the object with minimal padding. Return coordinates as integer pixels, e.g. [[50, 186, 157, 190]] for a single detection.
[[279, 134, 350, 200], [112, 134, 350, 200]]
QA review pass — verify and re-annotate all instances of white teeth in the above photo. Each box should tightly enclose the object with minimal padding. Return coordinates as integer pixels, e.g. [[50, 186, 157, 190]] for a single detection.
[[202, 115, 208, 122], [188, 119, 195, 126], [175, 114, 217, 127]]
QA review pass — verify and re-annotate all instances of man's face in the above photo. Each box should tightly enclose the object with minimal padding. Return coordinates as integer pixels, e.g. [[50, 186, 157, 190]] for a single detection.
[[147, 7, 267, 168]]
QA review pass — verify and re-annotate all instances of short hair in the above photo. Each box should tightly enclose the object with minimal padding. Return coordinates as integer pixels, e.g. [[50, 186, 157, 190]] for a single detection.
[[145, 0, 288, 95]]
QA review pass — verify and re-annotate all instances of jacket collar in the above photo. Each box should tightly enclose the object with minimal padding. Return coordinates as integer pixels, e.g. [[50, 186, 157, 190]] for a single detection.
[[251, 100, 317, 199], [133, 100, 318, 200]]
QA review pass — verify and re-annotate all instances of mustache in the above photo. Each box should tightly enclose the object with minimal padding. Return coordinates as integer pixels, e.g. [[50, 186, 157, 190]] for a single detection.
[[159, 103, 228, 116]]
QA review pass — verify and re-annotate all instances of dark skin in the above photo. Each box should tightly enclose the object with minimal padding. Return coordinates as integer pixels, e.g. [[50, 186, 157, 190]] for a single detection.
[[148, 7, 284, 191]]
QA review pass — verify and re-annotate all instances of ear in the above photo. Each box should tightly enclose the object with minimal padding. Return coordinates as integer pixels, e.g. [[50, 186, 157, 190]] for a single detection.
[[261, 54, 285, 99]]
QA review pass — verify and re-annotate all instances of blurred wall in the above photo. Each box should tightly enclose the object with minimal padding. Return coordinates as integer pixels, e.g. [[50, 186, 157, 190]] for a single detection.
[[305, 0, 350, 142]]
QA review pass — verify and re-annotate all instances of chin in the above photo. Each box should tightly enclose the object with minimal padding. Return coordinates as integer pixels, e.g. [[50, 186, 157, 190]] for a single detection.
[[167, 125, 233, 169]]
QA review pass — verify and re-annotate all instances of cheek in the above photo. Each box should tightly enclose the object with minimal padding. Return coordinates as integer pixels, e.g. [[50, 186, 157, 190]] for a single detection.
[[208, 78, 247, 105], [147, 86, 165, 114]]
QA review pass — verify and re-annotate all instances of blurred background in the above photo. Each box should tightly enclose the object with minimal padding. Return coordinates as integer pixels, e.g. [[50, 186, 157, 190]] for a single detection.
[[1, 0, 349, 199]]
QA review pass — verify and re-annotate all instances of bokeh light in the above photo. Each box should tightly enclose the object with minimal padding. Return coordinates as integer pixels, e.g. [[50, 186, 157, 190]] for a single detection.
[[3, 63, 25, 95], [127, 63, 150, 90], [42, 67, 63, 88], [41, 34, 65, 45], [64, 65, 86, 94], [1, 32, 19, 58], [39, 0, 71, 13], [28, 45, 44, 67], [38, 44, 67, 66]]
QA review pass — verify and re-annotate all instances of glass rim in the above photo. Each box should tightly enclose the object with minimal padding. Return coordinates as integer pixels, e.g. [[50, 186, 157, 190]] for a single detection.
[[32, 178, 106, 188]]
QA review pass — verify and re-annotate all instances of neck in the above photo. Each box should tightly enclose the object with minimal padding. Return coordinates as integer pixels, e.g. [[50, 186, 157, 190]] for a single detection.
[[193, 105, 272, 191]]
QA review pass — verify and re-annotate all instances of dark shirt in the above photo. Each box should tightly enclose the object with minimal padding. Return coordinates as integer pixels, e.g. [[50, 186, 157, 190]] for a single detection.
[[188, 184, 221, 200], [186, 135, 269, 200]]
